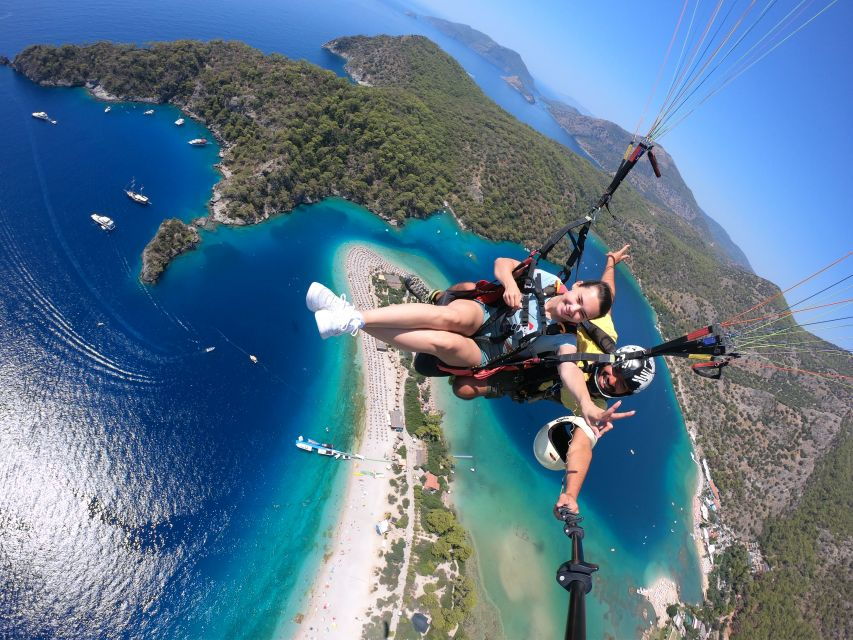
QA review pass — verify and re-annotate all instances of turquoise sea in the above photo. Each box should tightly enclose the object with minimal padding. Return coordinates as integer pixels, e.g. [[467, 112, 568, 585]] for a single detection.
[[0, 1, 700, 638]]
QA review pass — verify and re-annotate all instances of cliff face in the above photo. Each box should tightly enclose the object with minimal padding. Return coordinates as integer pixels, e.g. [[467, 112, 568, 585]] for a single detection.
[[546, 99, 754, 273]]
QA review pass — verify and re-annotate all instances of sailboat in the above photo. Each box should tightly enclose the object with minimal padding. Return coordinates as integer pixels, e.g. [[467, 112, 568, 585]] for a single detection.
[[124, 179, 151, 205]]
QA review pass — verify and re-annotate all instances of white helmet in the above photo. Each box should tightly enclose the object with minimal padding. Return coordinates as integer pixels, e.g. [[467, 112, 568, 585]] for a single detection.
[[593, 345, 656, 398], [533, 416, 598, 471]]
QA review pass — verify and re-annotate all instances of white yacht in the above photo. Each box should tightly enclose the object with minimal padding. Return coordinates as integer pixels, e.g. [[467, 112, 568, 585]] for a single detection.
[[90, 213, 115, 231], [249, 354, 259, 364], [188, 138, 208, 146], [104, 106, 112, 113], [32, 111, 57, 124], [204, 346, 216, 353], [124, 180, 151, 205], [174, 118, 185, 126], [143, 109, 154, 115]]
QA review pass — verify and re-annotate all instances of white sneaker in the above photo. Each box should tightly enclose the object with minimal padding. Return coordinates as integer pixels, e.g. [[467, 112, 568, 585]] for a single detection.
[[306, 282, 353, 312], [314, 308, 365, 339]]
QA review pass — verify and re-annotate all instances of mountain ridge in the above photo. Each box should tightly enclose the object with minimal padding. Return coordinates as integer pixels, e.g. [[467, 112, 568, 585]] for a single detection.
[[419, 15, 537, 103], [545, 98, 754, 272]]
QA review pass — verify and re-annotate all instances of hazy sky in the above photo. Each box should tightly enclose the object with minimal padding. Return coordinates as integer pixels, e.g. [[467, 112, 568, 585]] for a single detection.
[[414, 0, 851, 346]]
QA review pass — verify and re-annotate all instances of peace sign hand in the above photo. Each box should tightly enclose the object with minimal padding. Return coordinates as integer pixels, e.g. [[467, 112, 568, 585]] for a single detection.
[[606, 244, 631, 265], [580, 400, 636, 438]]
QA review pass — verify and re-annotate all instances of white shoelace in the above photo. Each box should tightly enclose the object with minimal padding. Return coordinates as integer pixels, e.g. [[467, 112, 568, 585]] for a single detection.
[[346, 312, 364, 335]]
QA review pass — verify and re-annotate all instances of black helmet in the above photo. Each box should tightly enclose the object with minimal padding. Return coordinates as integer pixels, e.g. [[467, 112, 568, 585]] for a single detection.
[[593, 345, 656, 398]]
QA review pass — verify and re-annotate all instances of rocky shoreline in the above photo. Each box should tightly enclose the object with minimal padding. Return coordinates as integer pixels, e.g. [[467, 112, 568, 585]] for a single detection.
[[323, 40, 373, 86], [501, 75, 535, 103]]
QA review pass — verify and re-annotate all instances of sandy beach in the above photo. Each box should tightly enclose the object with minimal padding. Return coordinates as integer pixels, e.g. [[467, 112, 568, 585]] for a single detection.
[[294, 246, 415, 640], [637, 575, 680, 627], [692, 457, 713, 594]]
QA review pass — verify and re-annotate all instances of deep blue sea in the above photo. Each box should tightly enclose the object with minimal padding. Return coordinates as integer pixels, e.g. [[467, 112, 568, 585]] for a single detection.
[[0, 1, 699, 638]]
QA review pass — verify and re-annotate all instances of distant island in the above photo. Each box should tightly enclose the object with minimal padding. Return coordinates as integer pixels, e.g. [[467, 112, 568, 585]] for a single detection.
[[419, 15, 537, 103], [12, 36, 852, 639]]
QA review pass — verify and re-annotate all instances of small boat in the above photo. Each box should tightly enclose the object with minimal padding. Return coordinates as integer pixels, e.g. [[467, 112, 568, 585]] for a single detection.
[[629, 449, 635, 455], [174, 118, 185, 126], [204, 346, 215, 353], [188, 138, 208, 146], [143, 109, 154, 115], [104, 106, 111, 113], [32, 111, 57, 124], [124, 188, 150, 205], [249, 354, 258, 364], [317, 448, 334, 457], [90, 213, 115, 231]]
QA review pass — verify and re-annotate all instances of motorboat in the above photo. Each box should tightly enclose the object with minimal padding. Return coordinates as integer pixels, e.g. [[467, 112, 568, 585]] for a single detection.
[[32, 111, 57, 124], [90, 213, 115, 231], [188, 138, 208, 146], [104, 106, 111, 113], [143, 109, 154, 115], [249, 354, 258, 364], [175, 118, 185, 126], [204, 346, 216, 353]]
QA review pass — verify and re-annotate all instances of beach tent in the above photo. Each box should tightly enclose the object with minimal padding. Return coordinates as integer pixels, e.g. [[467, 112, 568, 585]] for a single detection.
[[411, 612, 429, 634]]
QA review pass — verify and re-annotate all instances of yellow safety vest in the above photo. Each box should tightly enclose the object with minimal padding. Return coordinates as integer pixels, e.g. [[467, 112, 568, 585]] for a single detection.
[[558, 313, 617, 412]]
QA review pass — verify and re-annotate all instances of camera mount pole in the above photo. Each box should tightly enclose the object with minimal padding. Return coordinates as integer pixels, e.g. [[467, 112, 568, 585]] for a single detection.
[[556, 508, 598, 640]]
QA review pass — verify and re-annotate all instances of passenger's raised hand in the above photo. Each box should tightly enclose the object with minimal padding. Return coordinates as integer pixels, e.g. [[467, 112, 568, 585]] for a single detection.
[[580, 399, 635, 438], [606, 244, 631, 265]]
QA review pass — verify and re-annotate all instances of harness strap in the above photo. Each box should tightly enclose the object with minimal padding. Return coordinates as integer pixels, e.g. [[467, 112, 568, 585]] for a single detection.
[[436, 352, 615, 379]]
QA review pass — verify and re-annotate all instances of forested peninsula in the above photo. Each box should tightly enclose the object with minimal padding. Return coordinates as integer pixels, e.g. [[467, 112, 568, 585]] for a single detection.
[[13, 36, 851, 638]]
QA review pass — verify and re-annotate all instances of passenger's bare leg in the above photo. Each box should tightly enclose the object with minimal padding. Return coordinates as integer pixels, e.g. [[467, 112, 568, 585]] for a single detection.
[[360, 299, 483, 335], [365, 327, 483, 367]]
